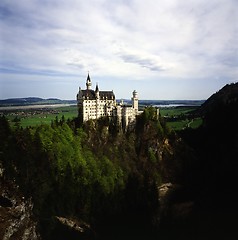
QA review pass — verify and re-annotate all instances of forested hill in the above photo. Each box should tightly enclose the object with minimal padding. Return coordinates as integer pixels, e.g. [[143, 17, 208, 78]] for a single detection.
[[0, 97, 76, 106], [183, 82, 238, 190], [1, 82, 238, 239], [198, 82, 238, 125], [1, 107, 191, 239], [180, 82, 238, 239], [201, 82, 238, 110]]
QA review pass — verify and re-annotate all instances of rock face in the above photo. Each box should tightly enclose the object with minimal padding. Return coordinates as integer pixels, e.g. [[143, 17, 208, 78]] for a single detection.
[[53, 216, 95, 240], [0, 179, 41, 240], [158, 183, 194, 223]]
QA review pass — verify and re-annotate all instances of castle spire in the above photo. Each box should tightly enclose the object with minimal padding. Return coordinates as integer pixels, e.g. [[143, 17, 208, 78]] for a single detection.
[[86, 72, 92, 90], [95, 83, 99, 99], [95, 82, 99, 92]]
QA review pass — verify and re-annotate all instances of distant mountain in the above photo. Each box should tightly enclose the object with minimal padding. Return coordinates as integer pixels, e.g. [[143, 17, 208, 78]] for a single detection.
[[0, 97, 77, 106], [0, 97, 43, 104], [139, 99, 204, 107], [0, 97, 205, 108]]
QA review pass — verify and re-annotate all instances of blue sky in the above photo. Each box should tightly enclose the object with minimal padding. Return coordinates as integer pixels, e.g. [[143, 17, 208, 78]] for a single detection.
[[0, 0, 237, 100]]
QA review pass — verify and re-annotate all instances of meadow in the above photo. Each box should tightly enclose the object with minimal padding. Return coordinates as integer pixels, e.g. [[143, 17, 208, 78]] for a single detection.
[[4, 105, 78, 128], [160, 106, 202, 130], [2, 105, 202, 130]]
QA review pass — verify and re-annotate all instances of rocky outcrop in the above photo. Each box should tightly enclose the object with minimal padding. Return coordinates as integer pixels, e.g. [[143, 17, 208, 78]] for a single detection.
[[0, 179, 41, 240], [158, 183, 194, 223], [41, 216, 95, 240], [54, 216, 95, 239]]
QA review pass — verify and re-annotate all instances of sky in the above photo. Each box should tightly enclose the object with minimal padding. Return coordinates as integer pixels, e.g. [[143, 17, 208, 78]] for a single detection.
[[0, 0, 238, 100]]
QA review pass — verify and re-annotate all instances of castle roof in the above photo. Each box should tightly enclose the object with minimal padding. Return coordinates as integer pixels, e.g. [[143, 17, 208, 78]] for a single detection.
[[81, 89, 115, 100], [87, 73, 91, 82]]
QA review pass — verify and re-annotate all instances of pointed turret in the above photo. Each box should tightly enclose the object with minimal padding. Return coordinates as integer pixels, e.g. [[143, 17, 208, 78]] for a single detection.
[[95, 83, 99, 92], [86, 73, 92, 90], [95, 83, 99, 99]]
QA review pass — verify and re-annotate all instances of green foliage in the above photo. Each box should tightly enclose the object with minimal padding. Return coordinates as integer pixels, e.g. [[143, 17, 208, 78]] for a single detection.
[[142, 106, 159, 122], [148, 147, 157, 164], [1, 107, 182, 237], [0, 116, 11, 151], [5, 105, 77, 128], [160, 106, 202, 131]]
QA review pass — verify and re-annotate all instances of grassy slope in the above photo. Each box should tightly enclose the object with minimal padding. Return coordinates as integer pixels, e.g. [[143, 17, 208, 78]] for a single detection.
[[7, 106, 77, 128], [160, 107, 202, 130], [6, 105, 202, 130]]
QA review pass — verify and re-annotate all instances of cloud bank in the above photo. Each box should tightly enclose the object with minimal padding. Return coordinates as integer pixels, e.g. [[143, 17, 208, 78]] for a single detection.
[[0, 0, 237, 99]]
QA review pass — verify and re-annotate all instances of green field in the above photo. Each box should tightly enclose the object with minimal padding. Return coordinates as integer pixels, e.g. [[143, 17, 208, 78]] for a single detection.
[[166, 118, 202, 131], [159, 106, 196, 117], [6, 105, 78, 128], [4, 105, 202, 131], [160, 106, 202, 130]]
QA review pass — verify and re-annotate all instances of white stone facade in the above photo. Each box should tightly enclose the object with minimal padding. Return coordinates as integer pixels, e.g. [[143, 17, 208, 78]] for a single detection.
[[76, 74, 140, 126]]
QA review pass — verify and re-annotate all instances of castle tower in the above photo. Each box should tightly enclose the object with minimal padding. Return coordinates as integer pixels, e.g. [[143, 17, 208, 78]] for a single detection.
[[86, 73, 92, 90], [132, 90, 138, 112], [95, 83, 100, 119], [95, 83, 99, 99], [77, 73, 138, 126]]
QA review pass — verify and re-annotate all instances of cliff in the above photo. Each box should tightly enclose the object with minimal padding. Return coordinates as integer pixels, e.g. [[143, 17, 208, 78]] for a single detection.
[[0, 177, 41, 240]]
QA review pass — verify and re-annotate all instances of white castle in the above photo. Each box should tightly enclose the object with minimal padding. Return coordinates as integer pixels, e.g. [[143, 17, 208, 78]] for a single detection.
[[76, 73, 140, 127]]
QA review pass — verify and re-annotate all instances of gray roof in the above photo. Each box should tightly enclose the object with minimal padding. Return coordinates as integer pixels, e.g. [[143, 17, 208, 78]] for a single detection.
[[81, 90, 115, 100]]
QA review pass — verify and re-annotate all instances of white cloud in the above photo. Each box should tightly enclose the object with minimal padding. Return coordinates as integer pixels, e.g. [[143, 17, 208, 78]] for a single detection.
[[0, 0, 237, 99]]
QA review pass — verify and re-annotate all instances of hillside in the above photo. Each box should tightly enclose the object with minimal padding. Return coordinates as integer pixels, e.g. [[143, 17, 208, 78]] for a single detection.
[[0, 97, 76, 106], [200, 82, 238, 110], [198, 82, 238, 126], [182, 82, 238, 189], [200, 82, 238, 186], [1, 83, 238, 239], [178, 82, 238, 239]]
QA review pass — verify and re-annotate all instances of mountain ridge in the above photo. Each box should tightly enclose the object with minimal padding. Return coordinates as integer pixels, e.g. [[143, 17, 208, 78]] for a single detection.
[[0, 97, 204, 107], [0, 97, 77, 106], [199, 82, 238, 114]]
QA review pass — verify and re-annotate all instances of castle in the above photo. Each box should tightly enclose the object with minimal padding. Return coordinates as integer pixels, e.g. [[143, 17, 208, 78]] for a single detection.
[[76, 73, 140, 127]]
